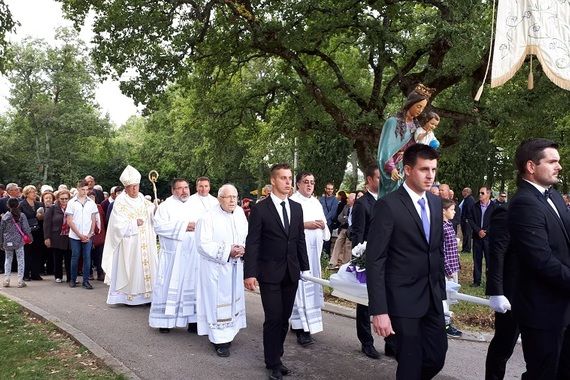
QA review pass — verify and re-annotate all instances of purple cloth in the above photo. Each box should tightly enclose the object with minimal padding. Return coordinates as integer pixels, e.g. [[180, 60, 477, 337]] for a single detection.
[[443, 220, 460, 276], [346, 264, 367, 284]]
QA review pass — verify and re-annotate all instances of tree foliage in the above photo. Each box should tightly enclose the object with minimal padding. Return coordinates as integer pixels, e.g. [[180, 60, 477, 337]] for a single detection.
[[59, 0, 495, 169], [0, 29, 112, 187], [0, 0, 17, 72]]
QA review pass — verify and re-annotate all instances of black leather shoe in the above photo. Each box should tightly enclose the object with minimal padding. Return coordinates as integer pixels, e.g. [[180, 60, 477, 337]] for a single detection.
[[31, 276, 43, 281], [362, 344, 380, 359], [278, 364, 290, 376], [268, 368, 283, 380], [384, 342, 396, 357], [296, 332, 314, 347], [187, 323, 197, 333], [82, 282, 93, 290], [214, 344, 230, 357], [159, 328, 170, 333]]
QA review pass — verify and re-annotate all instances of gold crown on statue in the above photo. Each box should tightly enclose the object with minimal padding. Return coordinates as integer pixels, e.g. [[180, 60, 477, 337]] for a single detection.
[[414, 83, 435, 98]]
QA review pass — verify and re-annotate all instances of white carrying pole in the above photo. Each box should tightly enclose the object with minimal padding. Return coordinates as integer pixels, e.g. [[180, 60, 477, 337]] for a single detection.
[[300, 273, 490, 307]]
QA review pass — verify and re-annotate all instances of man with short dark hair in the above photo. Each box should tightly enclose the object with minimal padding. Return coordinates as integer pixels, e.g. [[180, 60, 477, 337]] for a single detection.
[[66, 179, 98, 289], [150, 178, 200, 334], [367, 144, 447, 379], [468, 186, 497, 287], [319, 182, 338, 258], [350, 164, 381, 359], [497, 192, 507, 204], [244, 163, 310, 380], [459, 187, 475, 253], [84, 175, 104, 204], [188, 176, 219, 224], [507, 138, 570, 379], [290, 171, 330, 347]]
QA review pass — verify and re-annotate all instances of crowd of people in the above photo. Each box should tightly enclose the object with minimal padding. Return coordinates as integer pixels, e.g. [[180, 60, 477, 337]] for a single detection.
[[1, 86, 569, 380]]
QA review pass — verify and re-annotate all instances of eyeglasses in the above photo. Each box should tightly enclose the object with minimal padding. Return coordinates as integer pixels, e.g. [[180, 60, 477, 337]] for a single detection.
[[220, 195, 238, 200], [302, 180, 316, 185]]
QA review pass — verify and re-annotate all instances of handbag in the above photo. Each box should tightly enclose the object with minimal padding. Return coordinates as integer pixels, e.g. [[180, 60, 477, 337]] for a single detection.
[[13, 219, 32, 245]]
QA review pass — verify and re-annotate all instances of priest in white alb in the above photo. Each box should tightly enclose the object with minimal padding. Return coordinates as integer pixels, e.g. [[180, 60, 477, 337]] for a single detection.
[[187, 176, 219, 219], [289, 172, 330, 346], [149, 178, 202, 333], [102, 165, 158, 305], [195, 184, 248, 358]]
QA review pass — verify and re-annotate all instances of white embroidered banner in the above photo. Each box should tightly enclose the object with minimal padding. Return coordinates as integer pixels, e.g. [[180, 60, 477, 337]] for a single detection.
[[491, 0, 570, 90]]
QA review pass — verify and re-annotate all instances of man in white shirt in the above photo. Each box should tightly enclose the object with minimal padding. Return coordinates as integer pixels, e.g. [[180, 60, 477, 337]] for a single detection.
[[66, 179, 98, 289]]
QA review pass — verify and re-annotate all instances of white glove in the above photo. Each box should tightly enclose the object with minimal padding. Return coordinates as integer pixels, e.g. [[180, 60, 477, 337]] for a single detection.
[[489, 295, 511, 314], [300, 270, 311, 282]]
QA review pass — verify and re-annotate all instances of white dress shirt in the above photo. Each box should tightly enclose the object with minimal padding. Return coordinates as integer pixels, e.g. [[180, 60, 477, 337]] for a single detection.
[[270, 192, 291, 227], [403, 182, 430, 223]]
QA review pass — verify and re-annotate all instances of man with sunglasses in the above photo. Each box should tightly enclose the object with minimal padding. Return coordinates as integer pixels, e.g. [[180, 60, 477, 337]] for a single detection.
[[290, 172, 330, 347], [468, 186, 497, 287]]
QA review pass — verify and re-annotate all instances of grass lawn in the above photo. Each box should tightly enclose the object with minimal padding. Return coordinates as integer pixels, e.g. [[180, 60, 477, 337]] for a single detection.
[[320, 250, 495, 332], [0, 295, 124, 380]]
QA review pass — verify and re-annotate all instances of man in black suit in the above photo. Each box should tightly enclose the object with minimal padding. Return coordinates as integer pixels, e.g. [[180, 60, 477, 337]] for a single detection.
[[460, 187, 475, 252], [507, 138, 570, 379], [244, 163, 310, 380], [366, 144, 447, 380], [350, 164, 380, 359], [485, 203, 520, 380], [468, 186, 497, 287]]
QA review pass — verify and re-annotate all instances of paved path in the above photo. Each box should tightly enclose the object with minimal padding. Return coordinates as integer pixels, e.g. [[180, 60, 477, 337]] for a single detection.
[[1, 279, 525, 379]]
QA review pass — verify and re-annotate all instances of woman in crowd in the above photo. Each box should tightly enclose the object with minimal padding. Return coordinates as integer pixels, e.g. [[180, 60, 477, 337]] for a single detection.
[[377, 83, 434, 197], [1, 198, 32, 288], [43, 189, 72, 283], [20, 185, 43, 281], [37, 191, 55, 276]]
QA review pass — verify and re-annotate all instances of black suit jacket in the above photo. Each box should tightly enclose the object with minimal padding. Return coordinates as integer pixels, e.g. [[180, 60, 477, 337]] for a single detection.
[[507, 180, 570, 329], [460, 195, 475, 223], [244, 196, 310, 284], [486, 204, 516, 299], [468, 200, 497, 239], [350, 192, 376, 248], [366, 186, 446, 318]]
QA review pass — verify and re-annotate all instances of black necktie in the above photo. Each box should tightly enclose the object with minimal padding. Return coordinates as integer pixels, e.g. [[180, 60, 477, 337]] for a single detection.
[[281, 201, 289, 230], [544, 188, 552, 199]]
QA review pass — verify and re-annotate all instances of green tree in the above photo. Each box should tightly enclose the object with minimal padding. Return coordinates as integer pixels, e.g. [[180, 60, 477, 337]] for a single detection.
[[59, 0, 494, 168], [0, 0, 17, 72], [0, 29, 112, 186]]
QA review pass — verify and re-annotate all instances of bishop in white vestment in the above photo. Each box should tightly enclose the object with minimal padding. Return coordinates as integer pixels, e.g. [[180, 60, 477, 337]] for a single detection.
[[102, 165, 158, 305], [196, 184, 248, 357], [289, 172, 330, 346], [149, 179, 201, 331]]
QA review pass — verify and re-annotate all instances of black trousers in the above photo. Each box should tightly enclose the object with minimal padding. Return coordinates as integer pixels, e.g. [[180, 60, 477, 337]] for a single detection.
[[23, 231, 43, 278], [461, 220, 472, 252], [558, 327, 570, 380], [390, 301, 448, 380], [472, 238, 490, 285], [52, 248, 71, 281], [485, 311, 519, 380], [259, 273, 298, 369], [356, 303, 374, 346], [520, 325, 566, 380], [91, 244, 104, 276]]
